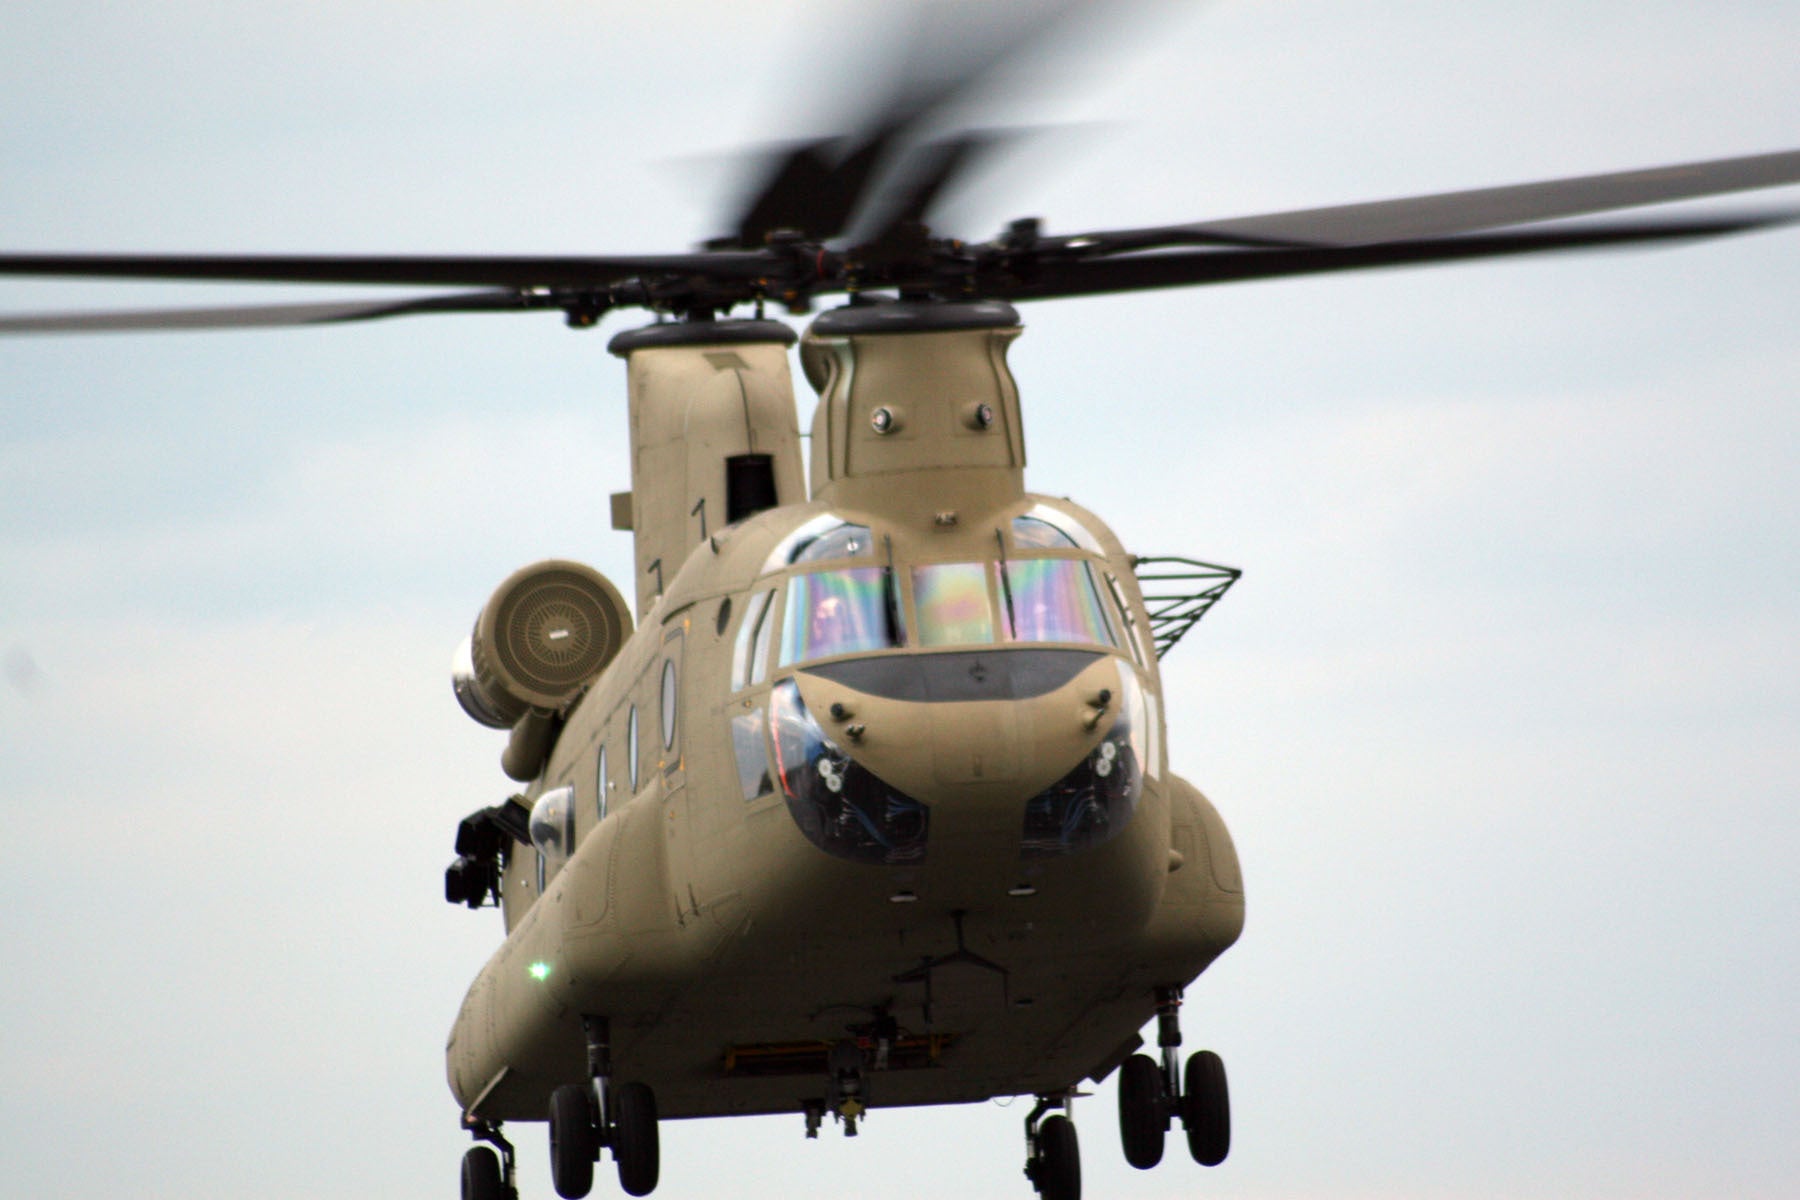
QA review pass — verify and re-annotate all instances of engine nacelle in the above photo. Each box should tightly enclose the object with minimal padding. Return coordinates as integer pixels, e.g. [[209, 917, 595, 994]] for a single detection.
[[452, 559, 632, 729]]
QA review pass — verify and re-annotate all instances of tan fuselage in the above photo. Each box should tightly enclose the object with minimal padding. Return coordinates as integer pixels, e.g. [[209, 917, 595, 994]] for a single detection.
[[447, 306, 1244, 1123]]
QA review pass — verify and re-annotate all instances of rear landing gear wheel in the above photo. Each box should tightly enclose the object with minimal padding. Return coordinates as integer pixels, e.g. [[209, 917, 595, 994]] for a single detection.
[[612, 1081, 660, 1197], [1035, 1114, 1081, 1200], [461, 1146, 506, 1200], [1117, 1053, 1167, 1169], [549, 1084, 599, 1199], [1180, 1050, 1230, 1167]]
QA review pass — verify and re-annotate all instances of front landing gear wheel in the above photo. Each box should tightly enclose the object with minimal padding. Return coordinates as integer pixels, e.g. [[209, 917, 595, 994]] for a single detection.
[[1035, 1114, 1081, 1200], [461, 1147, 506, 1200], [549, 1084, 599, 1199], [1117, 1053, 1167, 1169], [612, 1081, 660, 1197], [1180, 1050, 1230, 1167]]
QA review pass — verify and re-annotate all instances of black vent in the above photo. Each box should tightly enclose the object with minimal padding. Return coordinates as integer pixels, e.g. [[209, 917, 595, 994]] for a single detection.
[[726, 454, 778, 523]]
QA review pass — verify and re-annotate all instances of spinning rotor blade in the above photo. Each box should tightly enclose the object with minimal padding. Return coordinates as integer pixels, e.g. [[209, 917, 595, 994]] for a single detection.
[[722, 0, 1104, 247], [0, 290, 547, 335], [997, 213, 1798, 301], [0, 251, 768, 289], [1056, 149, 1800, 253]]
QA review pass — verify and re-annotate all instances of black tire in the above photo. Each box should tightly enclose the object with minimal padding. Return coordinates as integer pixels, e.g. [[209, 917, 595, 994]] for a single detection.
[[1036, 1114, 1081, 1200], [1181, 1050, 1230, 1167], [461, 1146, 505, 1200], [612, 1081, 660, 1197], [549, 1084, 598, 1199], [1117, 1053, 1166, 1169]]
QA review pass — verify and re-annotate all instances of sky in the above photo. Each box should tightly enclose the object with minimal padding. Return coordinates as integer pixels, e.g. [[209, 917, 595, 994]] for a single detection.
[[2, 2, 1797, 1199]]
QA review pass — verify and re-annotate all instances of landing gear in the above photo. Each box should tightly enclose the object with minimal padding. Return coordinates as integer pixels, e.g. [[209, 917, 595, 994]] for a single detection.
[[548, 1085, 599, 1199], [1115, 986, 1230, 1172], [541, 1016, 662, 1199], [826, 1039, 868, 1136], [1116, 1054, 1166, 1169], [1181, 1049, 1230, 1167], [1024, 1095, 1081, 1200], [461, 1147, 506, 1200], [611, 1082, 660, 1198], [460, 1119, 518, 1200]]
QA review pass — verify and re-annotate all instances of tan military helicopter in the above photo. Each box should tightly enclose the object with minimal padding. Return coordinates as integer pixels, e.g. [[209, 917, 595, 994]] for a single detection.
[[4, 11, 1799, 1200]]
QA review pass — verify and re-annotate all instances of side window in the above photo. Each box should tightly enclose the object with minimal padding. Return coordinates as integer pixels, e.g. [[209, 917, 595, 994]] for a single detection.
[[529, 785, 576, 891], [729, 707, 773, 801], [660, 658, 678, 749], [627, 706, 639, 791], [731, 589, 774, 691], [1105, 573, 1150, 666], [595, 743, 609, 822], [750, 591, 777, 685]]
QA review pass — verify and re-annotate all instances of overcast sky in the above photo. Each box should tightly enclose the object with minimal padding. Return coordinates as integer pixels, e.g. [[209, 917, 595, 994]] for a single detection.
[[3, 3, 1797, 1199]]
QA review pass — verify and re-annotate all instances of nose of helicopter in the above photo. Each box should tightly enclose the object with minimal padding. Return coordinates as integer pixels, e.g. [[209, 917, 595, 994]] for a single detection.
[[780, 647, 1143, 865]]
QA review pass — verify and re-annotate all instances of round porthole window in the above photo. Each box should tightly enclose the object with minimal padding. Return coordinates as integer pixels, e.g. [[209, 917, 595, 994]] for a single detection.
[[627, 706, 639, 790], [595, 745, 608, 821], [660, 659, 678, 749]]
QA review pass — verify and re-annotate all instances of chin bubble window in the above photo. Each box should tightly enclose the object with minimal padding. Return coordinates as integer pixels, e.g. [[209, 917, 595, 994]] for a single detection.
[[529, 785, 576, 890], [778, 567, 905, 666], [1020, 664, 1147, 858], [768, 679, 927, 864]]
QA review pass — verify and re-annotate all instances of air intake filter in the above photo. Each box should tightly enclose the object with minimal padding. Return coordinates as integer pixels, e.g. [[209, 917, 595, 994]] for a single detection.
[[455, 560, 631, 728]]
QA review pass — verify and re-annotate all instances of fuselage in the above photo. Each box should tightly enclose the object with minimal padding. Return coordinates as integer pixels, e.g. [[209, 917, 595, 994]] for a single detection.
[[446, 303, 1244, 1124]]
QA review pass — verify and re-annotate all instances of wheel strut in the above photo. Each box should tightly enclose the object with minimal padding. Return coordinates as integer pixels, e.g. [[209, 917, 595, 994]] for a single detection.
[[1154, 984, 1183, 1111], [1023, 1092, 1081, 1200], [463, 1116, 519, 1200], [583, 1014, 614, 1145]]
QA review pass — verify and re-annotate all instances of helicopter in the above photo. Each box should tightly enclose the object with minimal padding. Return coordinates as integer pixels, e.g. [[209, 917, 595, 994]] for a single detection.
[[4, 6, 1799, 1200]]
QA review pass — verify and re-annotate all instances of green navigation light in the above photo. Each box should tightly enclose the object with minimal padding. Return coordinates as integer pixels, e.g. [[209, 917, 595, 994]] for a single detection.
[[528, 960, 552, 981]]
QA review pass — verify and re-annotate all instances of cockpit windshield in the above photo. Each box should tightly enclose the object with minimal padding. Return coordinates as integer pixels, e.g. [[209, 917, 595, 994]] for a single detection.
[[999, 558, 1116, 646], [913, 562, 995, 647], [778, 566, 905, 666]]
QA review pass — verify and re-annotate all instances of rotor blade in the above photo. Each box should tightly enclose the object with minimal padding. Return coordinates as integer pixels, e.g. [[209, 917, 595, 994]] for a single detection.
[[723, 0, 1107, 246], [729, 136, 888, 249], [991, 213, 1798, 301], [0, 290, 553, 335], [849, 130, 1016, 254], [1058, 148, 1800, 253], [0, 251, 771, 289]]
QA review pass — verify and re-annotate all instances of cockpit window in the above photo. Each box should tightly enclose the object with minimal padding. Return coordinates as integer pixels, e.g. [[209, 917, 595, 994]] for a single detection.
[[1104, 572, 1149, 666], [763, 514, 873, 574], [778, 567, 905, 666], [999, 559, 1117, 648], [1013, 503, 1105, 554], [731, 588, 774, 692], [1011, 514, 1080, 549], [913, 562, 995, 647], [791, 522, 871, 564]]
